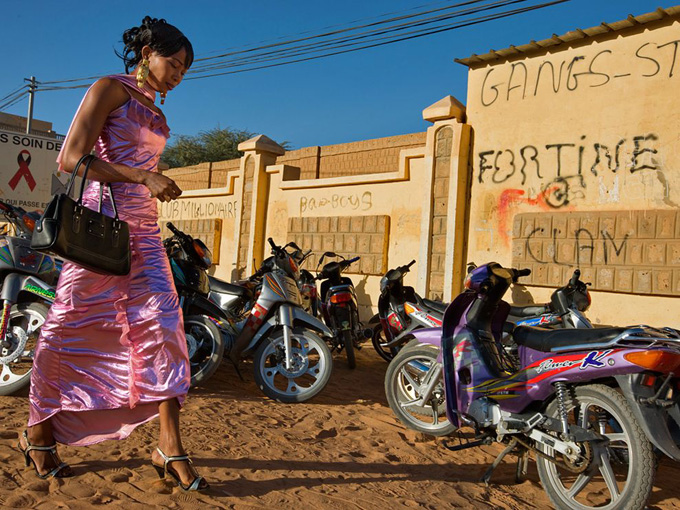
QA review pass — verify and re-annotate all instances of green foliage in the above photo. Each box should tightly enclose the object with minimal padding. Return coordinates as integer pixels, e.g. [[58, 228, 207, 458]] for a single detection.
[[161, 127, 255, 168]]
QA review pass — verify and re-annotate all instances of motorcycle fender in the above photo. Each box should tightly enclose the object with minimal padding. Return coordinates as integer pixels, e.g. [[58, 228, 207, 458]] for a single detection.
[[185, 294, 231, 323], [410, 327, 444, 364], [289, 306, 333, 338], [367, 313, 381, 326], [2, 273, 56, 304], [616, 374, 680, 461], [243, 306, 333, 354]]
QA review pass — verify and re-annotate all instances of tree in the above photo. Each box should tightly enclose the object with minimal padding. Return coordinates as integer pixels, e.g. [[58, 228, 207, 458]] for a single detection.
[[161, 127, 255, 168]]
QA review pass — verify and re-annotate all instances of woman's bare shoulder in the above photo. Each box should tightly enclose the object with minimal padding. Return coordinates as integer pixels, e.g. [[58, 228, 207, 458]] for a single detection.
[[85, 77, 129, 111]]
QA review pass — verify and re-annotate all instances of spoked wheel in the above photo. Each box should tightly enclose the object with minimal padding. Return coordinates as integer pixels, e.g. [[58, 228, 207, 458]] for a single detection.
[[0, 303, 49, 396], [372, 325, 398, 362], [184, 315, 225, 387], [253, 327, 332, 403], [536, 384, 655, 510], [384, 342, 454, 436]]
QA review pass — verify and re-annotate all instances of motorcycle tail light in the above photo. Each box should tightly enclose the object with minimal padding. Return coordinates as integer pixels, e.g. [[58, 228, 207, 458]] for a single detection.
[[624, 350, 680, 374], [22, 214, 36, 232], [330, 292, 352, 304]]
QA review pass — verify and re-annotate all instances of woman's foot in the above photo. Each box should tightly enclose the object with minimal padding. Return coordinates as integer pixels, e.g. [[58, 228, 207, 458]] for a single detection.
[[18, 430, 73, 478], [151, 446, 208, 491]]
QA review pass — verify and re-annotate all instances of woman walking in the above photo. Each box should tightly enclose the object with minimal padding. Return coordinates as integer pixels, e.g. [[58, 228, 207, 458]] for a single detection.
[[18, 16, 208, 492]]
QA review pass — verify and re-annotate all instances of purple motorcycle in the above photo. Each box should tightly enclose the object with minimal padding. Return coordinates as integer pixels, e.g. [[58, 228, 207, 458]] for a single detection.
[[390, 262, 680, 510]]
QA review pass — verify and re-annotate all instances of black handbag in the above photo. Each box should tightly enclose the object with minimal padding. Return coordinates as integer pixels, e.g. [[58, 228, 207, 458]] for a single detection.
[[31, 154, 131, 276]]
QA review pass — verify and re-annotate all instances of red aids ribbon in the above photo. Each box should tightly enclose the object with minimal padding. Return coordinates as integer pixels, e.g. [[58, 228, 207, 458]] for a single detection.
[[9, 150, 36, 191]]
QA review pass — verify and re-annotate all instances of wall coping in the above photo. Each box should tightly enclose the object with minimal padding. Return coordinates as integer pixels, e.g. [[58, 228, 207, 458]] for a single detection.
[[272, 147, 425, 190]]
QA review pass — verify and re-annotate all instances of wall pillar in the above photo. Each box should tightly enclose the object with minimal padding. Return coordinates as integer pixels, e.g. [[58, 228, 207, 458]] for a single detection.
[[420, 95, 471, 302], [236, 135, 285, 277]]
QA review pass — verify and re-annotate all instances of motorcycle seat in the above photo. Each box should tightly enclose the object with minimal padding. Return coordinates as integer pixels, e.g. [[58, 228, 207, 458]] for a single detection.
[[421, 298, 447, 314], [508, 304, 549, 318], [513, 325, 629, 353], [208, 275, 253, 300]]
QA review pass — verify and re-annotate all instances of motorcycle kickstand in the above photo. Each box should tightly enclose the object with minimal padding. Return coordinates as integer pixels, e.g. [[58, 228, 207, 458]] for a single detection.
[[481, 437, 519, 486], [515, 446, 530, 484]]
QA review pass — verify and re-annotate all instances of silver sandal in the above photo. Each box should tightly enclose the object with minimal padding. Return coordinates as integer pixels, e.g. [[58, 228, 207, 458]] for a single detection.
[[152, 447, 209, 492]]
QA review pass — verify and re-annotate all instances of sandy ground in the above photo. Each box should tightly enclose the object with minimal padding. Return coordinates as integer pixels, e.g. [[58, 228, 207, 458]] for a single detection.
[[1, 347, 680, 510]]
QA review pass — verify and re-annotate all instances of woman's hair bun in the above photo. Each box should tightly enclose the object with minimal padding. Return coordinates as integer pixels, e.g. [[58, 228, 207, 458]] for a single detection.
[[117, 16, 194, 73]]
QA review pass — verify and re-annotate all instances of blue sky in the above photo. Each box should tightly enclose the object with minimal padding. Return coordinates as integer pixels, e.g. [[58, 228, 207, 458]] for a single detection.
[[1, 0, 675, 149]]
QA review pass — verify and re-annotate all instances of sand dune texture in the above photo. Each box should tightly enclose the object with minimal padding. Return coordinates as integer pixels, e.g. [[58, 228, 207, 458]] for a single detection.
[[1, 348, 679, 510]]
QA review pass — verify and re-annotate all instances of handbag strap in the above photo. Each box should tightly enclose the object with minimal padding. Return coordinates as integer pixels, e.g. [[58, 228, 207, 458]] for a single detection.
[[64, 154, 95, 196], [66, 154, 122, 221]]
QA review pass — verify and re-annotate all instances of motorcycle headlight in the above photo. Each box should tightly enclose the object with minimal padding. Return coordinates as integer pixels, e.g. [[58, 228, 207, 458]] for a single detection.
[[192, 239, 212, 269]]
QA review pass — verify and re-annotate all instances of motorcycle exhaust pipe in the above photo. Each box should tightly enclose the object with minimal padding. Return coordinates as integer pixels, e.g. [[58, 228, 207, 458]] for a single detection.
[[362, 328, 373, 339]]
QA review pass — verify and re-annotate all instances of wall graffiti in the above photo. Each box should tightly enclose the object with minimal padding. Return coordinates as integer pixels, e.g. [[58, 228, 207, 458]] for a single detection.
[[524, 225, 628, 267], [159, 199, 239, 220], [299, 191, 373, 214], [480, 39, 680, 107], [478, 133, 660, 185]]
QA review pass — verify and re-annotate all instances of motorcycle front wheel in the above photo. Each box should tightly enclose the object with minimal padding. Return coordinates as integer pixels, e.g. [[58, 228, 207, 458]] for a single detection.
[[384, 341, 454, 436], [184, 315, 225, 387], [536, 384, 655, 510], [0, 302, 49, 396], [253, 327, 332, 403]]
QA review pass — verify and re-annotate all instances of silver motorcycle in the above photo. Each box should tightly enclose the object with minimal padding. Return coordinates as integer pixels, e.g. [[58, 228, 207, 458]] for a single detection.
[[223, 238, 334, 403], [0, 201, 59, 395]]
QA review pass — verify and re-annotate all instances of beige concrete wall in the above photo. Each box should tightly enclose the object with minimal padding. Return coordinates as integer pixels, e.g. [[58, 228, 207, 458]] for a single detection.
[[158, 122, 469, 320], [465, 16, 680, 326]]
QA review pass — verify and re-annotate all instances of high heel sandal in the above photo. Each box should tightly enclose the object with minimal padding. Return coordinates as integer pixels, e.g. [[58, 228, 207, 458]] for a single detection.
[[152, 447, 209, 492], [17, 430, 72, 479]]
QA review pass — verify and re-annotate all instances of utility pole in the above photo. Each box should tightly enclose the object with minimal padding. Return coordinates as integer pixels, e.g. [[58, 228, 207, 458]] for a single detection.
[[25, 76, 36, 134]]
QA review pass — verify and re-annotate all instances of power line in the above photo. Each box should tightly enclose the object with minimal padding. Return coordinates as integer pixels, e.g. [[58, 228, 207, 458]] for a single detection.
[[186, 1, 568, 80], [189, 0, 528, 74], [0, 0, 568, 100]]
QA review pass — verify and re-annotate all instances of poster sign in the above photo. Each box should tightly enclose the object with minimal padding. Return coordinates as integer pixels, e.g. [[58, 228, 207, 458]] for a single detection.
[[0, 129, 70, 212]]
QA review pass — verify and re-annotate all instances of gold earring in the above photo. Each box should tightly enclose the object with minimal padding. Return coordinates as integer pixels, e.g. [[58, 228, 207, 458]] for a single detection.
[[160, 92, 166, 105], [136, 57, 150, 88]]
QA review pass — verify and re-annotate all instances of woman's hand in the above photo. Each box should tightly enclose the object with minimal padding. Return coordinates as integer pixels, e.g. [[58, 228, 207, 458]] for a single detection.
[[142, 172, 183, 202]]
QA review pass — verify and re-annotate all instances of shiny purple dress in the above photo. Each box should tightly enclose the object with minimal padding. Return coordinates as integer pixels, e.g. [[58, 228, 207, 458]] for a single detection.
[[28, 74, 190, 446]]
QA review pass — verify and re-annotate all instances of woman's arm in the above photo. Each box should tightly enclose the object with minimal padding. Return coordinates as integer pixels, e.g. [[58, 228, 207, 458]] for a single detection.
[[59, 78, 181, 202]]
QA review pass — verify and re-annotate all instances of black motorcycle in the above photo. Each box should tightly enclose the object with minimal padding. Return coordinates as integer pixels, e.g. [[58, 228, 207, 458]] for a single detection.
[[163, 222, 229, 387], [315, 252, 371, 369]]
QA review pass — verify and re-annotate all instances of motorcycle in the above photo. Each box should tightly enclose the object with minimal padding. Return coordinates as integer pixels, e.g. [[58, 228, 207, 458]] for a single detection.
[[224, 238, 334, 403], [163, 222, 229, 387], [369, 260, 447, 362], [385, 267, 593, 436], [315, 252, 372, 369], [0, 201, 59, 395], [390, 262, 680, 510]]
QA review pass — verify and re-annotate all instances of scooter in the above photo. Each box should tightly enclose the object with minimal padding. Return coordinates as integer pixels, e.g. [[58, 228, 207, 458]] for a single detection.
[[389, 262, 680, 510], [315, 252, 372, 369], [384, 268, 593, 436], [369, 260, 447, 362], [225, 238, 334, 403], [0, 201, 59, 395]]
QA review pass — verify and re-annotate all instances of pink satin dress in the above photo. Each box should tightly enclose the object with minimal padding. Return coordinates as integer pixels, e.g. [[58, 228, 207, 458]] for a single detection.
[[28, 74, 190, 446]]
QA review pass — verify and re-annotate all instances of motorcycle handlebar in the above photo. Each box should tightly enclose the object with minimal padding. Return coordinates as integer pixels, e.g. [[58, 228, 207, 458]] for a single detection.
[[569, 269, 581, 287], [513, 268, 532, 279]]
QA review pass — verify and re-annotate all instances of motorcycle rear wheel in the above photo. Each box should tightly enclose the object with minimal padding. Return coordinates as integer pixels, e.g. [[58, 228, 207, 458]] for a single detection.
[[372, 325, 398, 362], [536, 384, 655, 510], [184, 315, 225, 387], [342, 329, 356, 369], [385, 341, 454, 436], [0, 302, 49, 396], [254, 327, 332, 403]]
